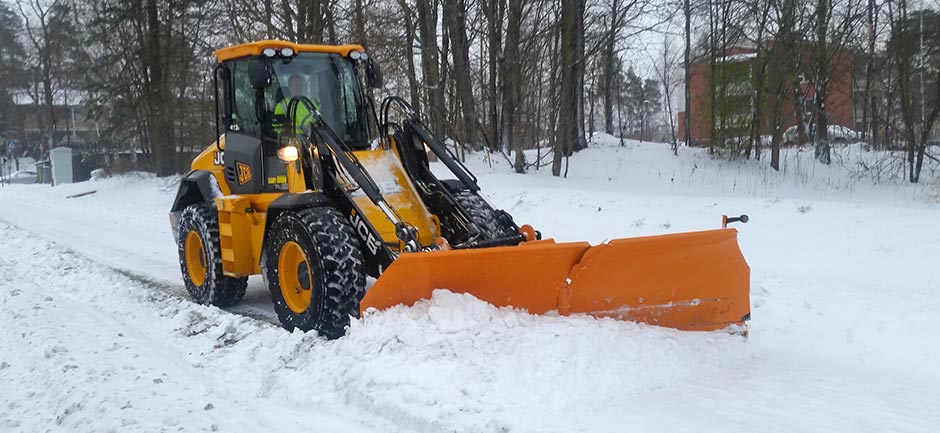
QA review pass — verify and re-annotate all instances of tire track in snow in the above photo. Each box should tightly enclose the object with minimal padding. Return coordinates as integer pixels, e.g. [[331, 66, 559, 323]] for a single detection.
[[0, 222, 395, 433], [0, 205, 282, 326]]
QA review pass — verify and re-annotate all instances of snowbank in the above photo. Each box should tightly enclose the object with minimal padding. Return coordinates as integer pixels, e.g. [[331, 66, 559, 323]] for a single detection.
[[0, 224, 747, 432], [1, 138, 938, 432], [453, 133, 939, 204]]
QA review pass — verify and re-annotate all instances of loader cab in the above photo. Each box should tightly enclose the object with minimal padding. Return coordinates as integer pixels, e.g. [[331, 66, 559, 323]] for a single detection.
[[213, 42, 377, 194]]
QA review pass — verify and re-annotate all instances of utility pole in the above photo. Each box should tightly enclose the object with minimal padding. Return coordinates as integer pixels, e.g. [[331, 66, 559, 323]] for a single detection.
[[65, 90, 71, 148]]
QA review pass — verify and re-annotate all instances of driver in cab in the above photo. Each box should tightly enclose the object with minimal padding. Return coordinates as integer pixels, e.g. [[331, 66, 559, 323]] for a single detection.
[[273, 74, 320, 135]]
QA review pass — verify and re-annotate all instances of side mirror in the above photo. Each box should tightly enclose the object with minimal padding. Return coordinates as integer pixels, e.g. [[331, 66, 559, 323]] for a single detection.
[[247, 58, 272, 89], [366, 57, 383, 89]]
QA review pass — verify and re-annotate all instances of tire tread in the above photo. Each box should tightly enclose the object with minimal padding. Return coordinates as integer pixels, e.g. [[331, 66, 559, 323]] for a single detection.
[[177, 204, 248, 307]]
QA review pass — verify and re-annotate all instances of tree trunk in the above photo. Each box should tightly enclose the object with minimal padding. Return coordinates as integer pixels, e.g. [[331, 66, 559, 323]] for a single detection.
[[588, 74, 596, 138], [574, 0, 586, 153], [396, 0, 422, 111], [748, 0, 772, 160], [443, 0, 479, 148], [306, 0, 325, 42], [707, 2, 718, 152], [264, 0, 275, 38], [771, 0, 797, 170], [504, 0, 524, 172], [553, 0, 583, 176], [603, 9, 616, 135], [353, 0, 366, 44], [144, 0, 174, 176], [323, 1, 337, 43], [483, 0, 503, 151], [281, 0, 295, 40], [814, 0, 831, 164], [41, 62, 54, 152], [684, 0, 691, 147], [416, 0, 445, 138], [546, 5, 561, 157], [863, 0, 876, 144]]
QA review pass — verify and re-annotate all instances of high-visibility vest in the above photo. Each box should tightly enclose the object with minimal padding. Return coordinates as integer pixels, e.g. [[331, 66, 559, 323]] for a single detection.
[[273, 98, 320, 134]]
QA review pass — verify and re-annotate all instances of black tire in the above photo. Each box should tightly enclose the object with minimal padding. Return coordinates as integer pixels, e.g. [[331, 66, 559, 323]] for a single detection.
[[177, 204, 248, 307], [261, 207, 365, 339], [451, 189, 517, 240]]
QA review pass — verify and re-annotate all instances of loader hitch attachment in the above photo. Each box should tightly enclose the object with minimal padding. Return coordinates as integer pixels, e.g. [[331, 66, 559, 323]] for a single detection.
[[406, 119, 479, 192], [380, 96, 479, 192], [378, 98, 524, 247]]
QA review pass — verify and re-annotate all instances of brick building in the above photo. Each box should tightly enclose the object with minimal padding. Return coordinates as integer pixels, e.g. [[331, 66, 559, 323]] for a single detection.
[[678, 44, 858, 145]]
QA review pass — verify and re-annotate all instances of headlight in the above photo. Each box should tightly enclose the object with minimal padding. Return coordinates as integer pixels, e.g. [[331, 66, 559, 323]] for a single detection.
[[280, 47, 295, 57], [262, 47, 277, 57], [277, 145, 299, 162]]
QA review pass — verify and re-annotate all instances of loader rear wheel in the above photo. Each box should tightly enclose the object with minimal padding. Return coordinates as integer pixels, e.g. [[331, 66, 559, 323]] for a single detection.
[[262, 207, 365, 339], [177, 204, 248, 307]]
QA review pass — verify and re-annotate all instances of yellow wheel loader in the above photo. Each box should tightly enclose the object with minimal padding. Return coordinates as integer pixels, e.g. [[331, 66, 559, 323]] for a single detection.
[[169, 40, 751, 339]]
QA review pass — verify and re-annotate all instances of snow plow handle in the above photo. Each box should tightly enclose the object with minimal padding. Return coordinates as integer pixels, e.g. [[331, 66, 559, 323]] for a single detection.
[[722, 214, 749, 228]]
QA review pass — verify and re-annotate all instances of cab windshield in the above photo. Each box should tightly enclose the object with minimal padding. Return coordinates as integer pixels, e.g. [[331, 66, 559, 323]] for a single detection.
[[228, 52, 372, 149]]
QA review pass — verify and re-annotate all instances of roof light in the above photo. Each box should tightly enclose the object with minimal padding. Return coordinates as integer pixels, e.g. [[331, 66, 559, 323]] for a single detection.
[[262, 48, 277, 57], [280, 47, 295, 57], [350, 51, 363, 60]]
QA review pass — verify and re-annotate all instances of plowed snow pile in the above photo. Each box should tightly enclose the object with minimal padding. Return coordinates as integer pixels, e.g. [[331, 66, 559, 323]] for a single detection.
[[1, 136, 938, 432]]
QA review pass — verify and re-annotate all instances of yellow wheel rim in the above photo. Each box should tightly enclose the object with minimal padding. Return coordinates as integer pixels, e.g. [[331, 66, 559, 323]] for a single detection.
[[278, 241, 313, 314], [184, 230, 207, 287]]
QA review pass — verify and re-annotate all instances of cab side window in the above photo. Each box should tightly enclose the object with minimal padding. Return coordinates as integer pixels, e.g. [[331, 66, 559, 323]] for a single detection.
[[228, 60, 279, 138], [338, 64, 359, 129]]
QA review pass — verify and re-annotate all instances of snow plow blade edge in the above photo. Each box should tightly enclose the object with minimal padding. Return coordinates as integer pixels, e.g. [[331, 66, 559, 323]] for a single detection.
[[361, 228, 750, 332]]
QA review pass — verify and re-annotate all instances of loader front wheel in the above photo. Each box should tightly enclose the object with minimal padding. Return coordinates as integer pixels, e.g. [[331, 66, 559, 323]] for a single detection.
[[177, 204, 248, 307], [262, 207, 365, 339], [450, 188, 517, 240]]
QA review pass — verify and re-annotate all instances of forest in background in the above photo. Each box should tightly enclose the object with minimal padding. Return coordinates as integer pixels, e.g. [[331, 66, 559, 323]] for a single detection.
[[1, 0, 938, 183]]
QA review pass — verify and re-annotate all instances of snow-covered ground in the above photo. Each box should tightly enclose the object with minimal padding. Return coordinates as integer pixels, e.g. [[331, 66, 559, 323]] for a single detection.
[[1, 136, 938, 432]]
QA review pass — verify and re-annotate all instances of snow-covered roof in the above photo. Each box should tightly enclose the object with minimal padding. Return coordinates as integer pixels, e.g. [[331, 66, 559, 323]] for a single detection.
[[721, 52, 758, 62]]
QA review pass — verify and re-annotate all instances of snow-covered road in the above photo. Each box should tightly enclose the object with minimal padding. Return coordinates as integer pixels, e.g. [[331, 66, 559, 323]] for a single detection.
[[1, 139, 938, 432]]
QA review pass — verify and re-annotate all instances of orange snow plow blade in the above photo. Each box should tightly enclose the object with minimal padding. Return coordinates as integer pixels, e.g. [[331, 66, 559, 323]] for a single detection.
[[361, 228, 750, 331]]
